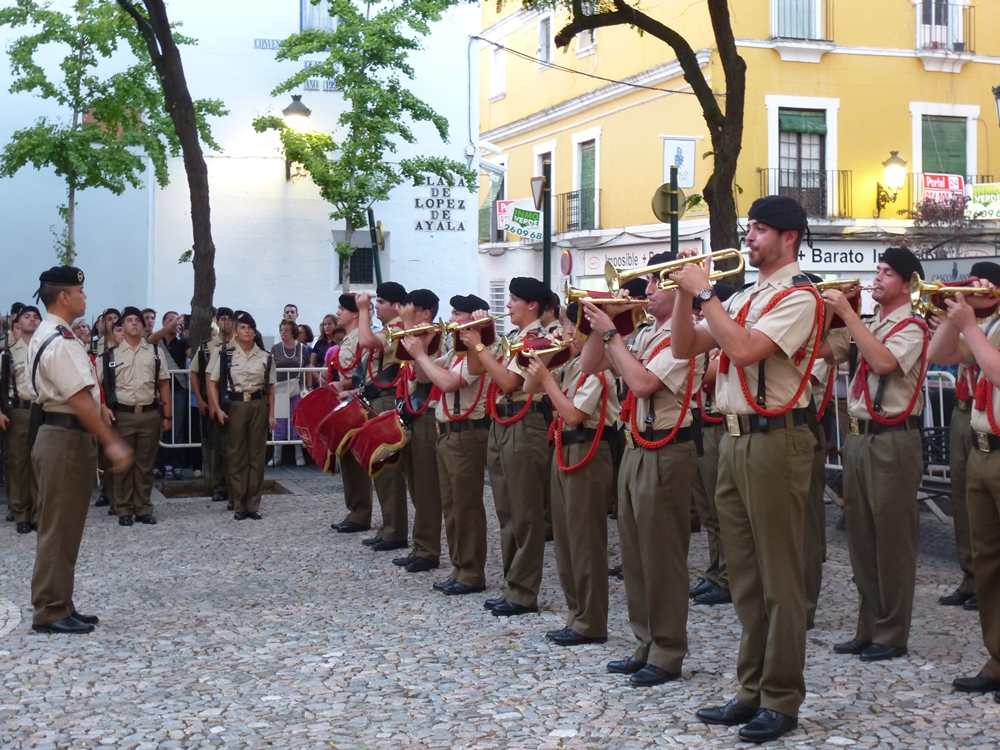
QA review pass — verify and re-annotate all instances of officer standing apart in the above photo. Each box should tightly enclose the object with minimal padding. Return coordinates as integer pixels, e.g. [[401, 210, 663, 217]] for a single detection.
[[2, 305, 42, 534], [821, 247, 929, 662], [100, 306, 171, 527], [28, 266, 133, 634], [207, 311, 276, 520], [671, 196, 822, 743]]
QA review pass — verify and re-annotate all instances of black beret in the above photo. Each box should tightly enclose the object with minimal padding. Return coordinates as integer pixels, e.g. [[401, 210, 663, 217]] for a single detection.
[[10, 302, 25, 318], [405, 289, 439, 313], [879, 246, 924, 284], [565, 301, 580, 322], [121, 306, 143, 321], [338, 294, 358, 313], [234, 310, 257, 331], [376, 281, 407, 305], [621, 278, 649, 299], [102, 308, 121, 320], [508, 277, 551, 305], [39, 266, 85, 286], [647, 251, 677, 266], [971, 262, 1000, 288], [748, 195, 808, 233], [450, 294, 491, 313], [13, 305, 39, 322], [112, 315, 124, 328], [216, 306, 235, 319]]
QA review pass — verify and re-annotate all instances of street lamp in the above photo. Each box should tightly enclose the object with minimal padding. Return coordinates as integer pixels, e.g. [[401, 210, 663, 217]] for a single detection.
[[876, 151, 907, 218], [282, 94, 312, 132], [993, 85, 1000, 127]]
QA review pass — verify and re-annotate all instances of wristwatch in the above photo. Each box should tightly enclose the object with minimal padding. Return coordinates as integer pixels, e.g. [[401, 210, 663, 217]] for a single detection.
[[474, 343, 486, 353], [602, 329, 619, 343], [697, 287, 716, 302]]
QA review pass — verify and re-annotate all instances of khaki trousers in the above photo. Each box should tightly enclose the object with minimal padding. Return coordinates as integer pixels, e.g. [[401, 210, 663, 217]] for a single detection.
[[552, 439, 612, 639], [437, 424, 489, 587], [31, 425, 98, 625], [113, 410, 161, 517], [201, 414, 228, 495], [950, 407, 976, 595], [717, 424, 814, 719], [399, 413, 442, 562], [966, 449, 1000, 680], [618, 439, 696, 671], [225, 400, 268, 513], [487, 412, 549, 608], [370, 394, 408, 543], [340, 450, 373, 526], [692, 421, 727, 589], [804, 425, 829, 626], [843, 429, 922, 647], [5, 407, 38, 524]]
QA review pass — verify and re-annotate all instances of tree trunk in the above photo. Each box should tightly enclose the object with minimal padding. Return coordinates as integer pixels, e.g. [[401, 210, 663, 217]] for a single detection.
[[66, 182, 76, 265]]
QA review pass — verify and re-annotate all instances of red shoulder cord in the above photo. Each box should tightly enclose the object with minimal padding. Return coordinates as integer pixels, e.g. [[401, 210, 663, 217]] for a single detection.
[[554, 373, 609, 472], [981, 381, 1000, 437], [486, 354, 535, 425], [696, 387, 723, 424], [444, 355, 487, 421], [815, 368, 836, 421], [620, 336, 696, 450], [855, 317, 930, 426], [720, 286, 825, 417], [332, 344, 362, 375], [395, 363, 441, 416]]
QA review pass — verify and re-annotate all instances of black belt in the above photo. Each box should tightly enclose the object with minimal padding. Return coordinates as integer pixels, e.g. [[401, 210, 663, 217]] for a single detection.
[[41, 412, 85, 431], [849, 415, 921, 436], [230, 390, 265, 402], [437, 417, 490, 435], [956, 399, 972, 412], [362, 383, 395, 401], [624, 425, 694, 449], [111, 402, 158, 414], [723, 408, 809, 437], [493, 401, 545, 418], [974, 430, 1000, 453], [10, 398, 32, 410], [561, 426, 615, 445]]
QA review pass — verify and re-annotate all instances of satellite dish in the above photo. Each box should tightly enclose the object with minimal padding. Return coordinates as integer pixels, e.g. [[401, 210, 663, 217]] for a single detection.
[[651, 183, 686, 223]]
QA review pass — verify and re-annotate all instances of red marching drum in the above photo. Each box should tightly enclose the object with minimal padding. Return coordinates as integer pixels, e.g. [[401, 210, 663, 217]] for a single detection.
[[349, 410, 411, 478]]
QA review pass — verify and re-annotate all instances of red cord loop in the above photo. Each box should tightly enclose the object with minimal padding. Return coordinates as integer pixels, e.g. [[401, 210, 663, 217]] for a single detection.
[[555, 373, 609, 472], [855, 317, 929, 426], [622, 337, 696, 450]]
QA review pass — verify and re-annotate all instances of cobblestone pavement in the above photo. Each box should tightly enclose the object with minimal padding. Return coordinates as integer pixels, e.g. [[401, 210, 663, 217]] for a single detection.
[[2, 466, 999, 749]]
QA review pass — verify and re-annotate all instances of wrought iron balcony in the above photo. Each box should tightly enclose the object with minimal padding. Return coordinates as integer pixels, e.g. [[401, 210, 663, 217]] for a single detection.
[[916, 2, 974, 54], [757, 168, 853, 219], [557, 188, 600, 233]]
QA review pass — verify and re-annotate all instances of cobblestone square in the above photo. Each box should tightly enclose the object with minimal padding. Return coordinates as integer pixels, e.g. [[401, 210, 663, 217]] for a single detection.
[[1, 467, 998, 749]]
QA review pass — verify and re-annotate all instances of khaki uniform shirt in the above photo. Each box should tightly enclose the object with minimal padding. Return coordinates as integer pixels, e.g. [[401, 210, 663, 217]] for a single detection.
[[630, 319, 699, 431], [433, 351, 489, 422], [336, 328, 361, 372], [99, 339, 168, 406], [8, 338, 31, 401], [208, 343, 277, 393], [556, 356, 621, 429], [827, 304, 926, 420], [960, 318, 1000, 434], [27, 313, 101, 414], [190, 335, 226, 374], [499, 318, 545, 405], [365, 316, 402, 386], [703, 261, 819, 415]]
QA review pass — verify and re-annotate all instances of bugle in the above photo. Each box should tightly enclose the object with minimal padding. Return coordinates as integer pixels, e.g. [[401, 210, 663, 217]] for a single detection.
[[563, 280, 649, 309], [444, 312, 512, 352], [910, 273, 1000, 317], [386, 322, 442, 343], [653, 248, 747, 292]]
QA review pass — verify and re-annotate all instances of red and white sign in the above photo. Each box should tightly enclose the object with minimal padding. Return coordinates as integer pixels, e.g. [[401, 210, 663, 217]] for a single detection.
[[496, 199, 515, 229], [922, 173, 965, 205]]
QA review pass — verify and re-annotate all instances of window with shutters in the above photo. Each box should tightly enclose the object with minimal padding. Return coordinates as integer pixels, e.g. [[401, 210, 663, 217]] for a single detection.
[[777, 109, 826, 216], [490, 280, 508, 336], [490, 46, 506, 99], [922, 115, 966, 176], [478, 176, 504, 243], [538, 17, 552, 66], [301, 0, 335, 32], [338, 249, 374, 285], [578, 141, 596, 230], [773, 0, 826, 40]]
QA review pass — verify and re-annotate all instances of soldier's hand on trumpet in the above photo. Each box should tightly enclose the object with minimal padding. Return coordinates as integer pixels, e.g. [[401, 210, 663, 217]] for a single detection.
[[821, 289, 856, 321], [668, 259, 712, 297], [961, 278, 999, 310], [944, 293, 978, 334], [402, 334, 429, 358], [458, 309, 490, 350], [525, 354, 555, 384], [581, 300, 616, 335]]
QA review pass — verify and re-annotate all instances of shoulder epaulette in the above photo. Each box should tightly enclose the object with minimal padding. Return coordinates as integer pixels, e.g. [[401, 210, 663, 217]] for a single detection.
[[57, 325, 75, 339], [741, 281, 754, 290], [791, 273, 812, 288]]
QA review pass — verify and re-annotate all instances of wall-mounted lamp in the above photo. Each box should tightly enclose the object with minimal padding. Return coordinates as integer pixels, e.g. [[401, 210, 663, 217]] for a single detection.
[[993, 85, 1000, 127], [282, 94, 312, 181], [876, 151, 907, 218]]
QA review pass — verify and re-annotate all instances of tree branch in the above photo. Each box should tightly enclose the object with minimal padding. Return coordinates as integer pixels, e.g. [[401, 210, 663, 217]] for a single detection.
[[114, 0, 160, 61]]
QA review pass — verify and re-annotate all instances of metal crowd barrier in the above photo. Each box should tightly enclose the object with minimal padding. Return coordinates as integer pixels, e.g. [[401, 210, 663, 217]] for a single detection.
[[157, 366, 327, 449]]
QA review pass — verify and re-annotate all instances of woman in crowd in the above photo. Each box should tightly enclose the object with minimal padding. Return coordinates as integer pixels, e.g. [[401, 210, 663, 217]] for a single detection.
[[270, 319, 309, 466]]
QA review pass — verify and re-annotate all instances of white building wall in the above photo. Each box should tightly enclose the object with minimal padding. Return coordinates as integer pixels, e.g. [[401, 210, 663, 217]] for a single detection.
[[0, 0, 479, 330]]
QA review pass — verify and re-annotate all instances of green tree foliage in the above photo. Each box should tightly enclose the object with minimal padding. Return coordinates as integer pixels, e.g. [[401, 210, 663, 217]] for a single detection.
[[253, 0, 476, 289], [0, 0, 225, 263]]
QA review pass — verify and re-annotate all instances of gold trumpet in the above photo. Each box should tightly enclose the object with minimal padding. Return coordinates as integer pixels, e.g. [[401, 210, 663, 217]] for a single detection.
[[499, 336, 524, 360], [444, 311, 512, 353], [564, 280, 650, 309], [386, 322, 442, 342], [814, 278, 877, 293], [604, 248, 747, 294], [910, 273, 1000, 316]]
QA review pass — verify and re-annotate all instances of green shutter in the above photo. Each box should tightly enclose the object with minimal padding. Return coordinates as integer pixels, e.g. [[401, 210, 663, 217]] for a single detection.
[[478, 176, 503, 241], [778, 109, 827, 135], [580, 141, 596, 230], [922, 115, 967, 176]]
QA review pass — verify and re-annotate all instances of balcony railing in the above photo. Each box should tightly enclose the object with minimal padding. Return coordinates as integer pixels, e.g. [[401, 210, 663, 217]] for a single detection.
[[772, 0, 833, 42], [757, 168, 853, 219], [916, 2, 974, 53], [904, 173, 994, 214], [557, 188, 600, 233]]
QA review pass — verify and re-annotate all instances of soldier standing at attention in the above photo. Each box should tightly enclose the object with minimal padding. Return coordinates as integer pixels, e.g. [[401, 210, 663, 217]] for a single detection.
[[671, 196, 822, 743], [190, 307, 235, 505], [207, 311, 276, 520], [2, 305, 42, 534], [28, 266, 133, 634], [99, 307, 171, 527]]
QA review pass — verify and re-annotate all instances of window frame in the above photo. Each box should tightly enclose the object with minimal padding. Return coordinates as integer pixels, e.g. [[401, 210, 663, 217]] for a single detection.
[[908, 102, 979, 176], [537, 15, 553, 68]]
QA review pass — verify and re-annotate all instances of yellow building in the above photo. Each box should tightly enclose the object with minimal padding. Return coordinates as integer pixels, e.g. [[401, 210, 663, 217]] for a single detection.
[[475, 0, 1000, 303]]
